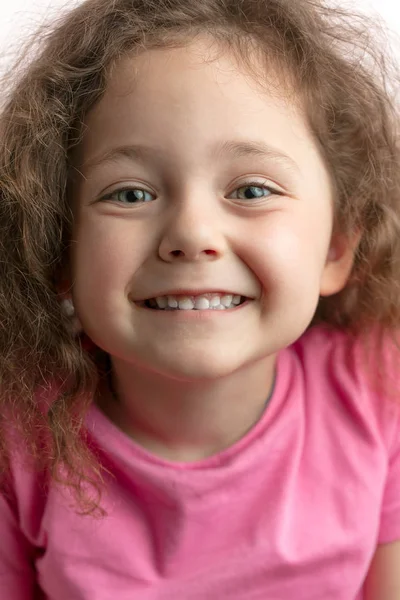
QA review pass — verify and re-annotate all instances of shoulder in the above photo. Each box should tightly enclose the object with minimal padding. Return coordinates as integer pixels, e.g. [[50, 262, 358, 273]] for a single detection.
[[1, 381, 66, 540], [288, 324, 400, 451], [284, 325, 400, 547], [293, 323, 400, 395]]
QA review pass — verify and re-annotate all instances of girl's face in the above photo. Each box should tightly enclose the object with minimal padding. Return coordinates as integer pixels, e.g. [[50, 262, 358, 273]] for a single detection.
[[71, 39, 353, 379]]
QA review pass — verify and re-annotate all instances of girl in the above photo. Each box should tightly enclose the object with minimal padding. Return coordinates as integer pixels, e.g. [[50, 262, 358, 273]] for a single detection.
[[1, 0, 400, 598]]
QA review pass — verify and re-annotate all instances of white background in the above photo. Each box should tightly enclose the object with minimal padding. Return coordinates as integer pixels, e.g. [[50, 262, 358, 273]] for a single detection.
[[0, 0, 399, 73]]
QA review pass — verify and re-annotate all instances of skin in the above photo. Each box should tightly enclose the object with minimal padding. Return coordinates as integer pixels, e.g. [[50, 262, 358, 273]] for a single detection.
[[69, 38, 400, 598], [364, 541, 400, 599], [70, 39, 354, 458]]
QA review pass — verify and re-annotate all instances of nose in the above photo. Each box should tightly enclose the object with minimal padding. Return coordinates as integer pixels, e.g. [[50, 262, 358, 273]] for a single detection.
[[158, 195, 226, 262]]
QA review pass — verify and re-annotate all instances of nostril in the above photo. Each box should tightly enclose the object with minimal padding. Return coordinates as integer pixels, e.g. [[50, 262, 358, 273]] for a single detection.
[[168, 248, 217, 258]]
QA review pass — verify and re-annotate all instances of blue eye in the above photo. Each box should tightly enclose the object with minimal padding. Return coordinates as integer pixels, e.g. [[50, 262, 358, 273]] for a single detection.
[[231, 184, 278, 201], [102, 187, 155, 204]]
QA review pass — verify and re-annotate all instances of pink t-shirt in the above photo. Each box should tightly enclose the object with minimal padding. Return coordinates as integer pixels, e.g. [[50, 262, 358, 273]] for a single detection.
[[1, 325, 400, 599]]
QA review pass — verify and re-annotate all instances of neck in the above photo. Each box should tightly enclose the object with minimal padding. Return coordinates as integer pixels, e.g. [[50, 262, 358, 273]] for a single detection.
[[97, 355, 277, 462]]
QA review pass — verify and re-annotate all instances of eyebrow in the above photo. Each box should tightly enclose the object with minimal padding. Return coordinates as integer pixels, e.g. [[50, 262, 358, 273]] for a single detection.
[[81, 139, 300, 175], [216, 140, 300, 173]]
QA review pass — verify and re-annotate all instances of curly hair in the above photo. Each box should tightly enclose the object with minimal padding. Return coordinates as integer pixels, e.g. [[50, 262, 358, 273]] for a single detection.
[[1, 0, 400, 511]]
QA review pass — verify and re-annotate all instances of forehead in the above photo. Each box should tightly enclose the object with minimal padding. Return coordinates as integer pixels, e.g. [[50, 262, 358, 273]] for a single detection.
[[77, 38, 329, 192], [91, 39, 302, 127]]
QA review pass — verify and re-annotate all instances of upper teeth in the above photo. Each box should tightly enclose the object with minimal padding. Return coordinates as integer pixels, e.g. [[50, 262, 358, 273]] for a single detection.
[[148, 294, 243, 310]]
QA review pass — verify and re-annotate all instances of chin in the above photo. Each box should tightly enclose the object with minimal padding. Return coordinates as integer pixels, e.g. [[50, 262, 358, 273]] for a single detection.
[[143, 351, 247, 382]]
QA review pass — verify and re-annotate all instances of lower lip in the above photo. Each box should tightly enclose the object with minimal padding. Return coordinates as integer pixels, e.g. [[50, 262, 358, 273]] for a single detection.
[[133, 299, 251, 318]]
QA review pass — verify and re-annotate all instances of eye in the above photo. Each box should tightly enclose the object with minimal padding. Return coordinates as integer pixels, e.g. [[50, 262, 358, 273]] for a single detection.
[[101, 187, 155, 205], [229, 182, 283, 202]]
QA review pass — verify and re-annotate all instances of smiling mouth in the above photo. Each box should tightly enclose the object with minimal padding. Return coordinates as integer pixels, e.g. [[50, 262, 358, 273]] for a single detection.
[[138, 293, 248, 311]]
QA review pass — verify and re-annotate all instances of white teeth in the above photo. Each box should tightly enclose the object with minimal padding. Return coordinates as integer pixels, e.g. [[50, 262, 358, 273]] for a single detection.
[[167, 296, 179, 308], [194, 296, 210, 309], [145, 293, 245, 310], [156, 296, 168, 309], [210, 296, 221, 307], [221, 294, 233, 307], [178, 297, 195, 310]]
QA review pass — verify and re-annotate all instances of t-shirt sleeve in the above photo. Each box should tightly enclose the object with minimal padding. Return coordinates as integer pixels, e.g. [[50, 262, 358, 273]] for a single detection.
[[0, 491, 36, 598], [378, 408, 400, 544]]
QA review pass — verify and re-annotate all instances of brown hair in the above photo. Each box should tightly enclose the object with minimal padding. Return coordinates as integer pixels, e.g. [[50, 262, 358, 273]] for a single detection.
[[1, 0, 400, 510]]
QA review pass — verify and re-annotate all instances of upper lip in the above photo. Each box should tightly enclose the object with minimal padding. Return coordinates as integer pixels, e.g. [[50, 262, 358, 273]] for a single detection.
[[133, 289, 251, 301]]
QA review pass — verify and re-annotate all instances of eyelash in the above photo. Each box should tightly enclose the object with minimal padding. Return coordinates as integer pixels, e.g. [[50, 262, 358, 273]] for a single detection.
[[100, 181, 284, 205], [230, 182, 284, 201]]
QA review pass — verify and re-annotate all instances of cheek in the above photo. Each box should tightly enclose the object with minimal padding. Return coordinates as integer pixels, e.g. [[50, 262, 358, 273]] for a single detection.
[[242, 212, 331, 290], [71, 219, 150, 301]]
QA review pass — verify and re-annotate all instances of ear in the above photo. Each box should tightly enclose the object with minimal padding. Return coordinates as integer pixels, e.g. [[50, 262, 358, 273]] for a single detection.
[[320, 230, 361, 297], [54, 268, 83, 334]]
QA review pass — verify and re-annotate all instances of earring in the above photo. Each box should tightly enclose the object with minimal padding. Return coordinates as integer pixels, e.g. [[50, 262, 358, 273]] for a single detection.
[[60, 297, 83, 334]]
